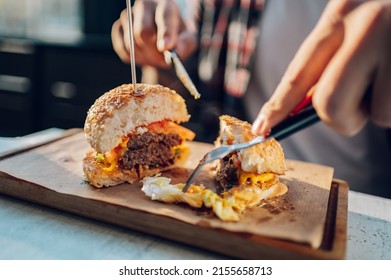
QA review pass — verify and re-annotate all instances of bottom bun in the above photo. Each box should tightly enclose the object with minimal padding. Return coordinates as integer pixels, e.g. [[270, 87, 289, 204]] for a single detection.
[[83, 146, 190, 188], [83, 150, 136, 188], [227, 181, 288, 212]]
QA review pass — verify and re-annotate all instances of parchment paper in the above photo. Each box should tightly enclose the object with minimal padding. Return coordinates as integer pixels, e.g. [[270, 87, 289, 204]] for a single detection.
[[0, 132, 333, 248]]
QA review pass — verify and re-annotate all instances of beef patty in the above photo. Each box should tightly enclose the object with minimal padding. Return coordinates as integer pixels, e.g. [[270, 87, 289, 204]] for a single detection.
[[119, 132, 182, 171], [215, 153, 239, 190]]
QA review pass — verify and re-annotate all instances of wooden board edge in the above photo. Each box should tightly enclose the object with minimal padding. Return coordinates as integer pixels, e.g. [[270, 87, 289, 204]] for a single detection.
[[330, 179, 349, 259], [0, 128, 82, 161], [0, 173, 348, 260]]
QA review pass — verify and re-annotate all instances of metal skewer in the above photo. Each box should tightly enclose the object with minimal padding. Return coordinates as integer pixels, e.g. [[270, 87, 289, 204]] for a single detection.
[[126, 0, 139, 95]]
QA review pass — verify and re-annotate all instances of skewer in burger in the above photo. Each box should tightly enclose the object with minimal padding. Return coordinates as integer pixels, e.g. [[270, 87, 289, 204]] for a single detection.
[[83, 84, 195, 188]]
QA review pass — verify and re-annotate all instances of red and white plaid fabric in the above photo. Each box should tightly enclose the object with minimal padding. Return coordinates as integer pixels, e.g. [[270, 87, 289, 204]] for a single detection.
[[198, 0, 265, 97]]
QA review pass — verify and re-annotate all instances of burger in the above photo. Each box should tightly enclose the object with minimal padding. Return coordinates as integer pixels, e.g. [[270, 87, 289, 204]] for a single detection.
[[83, 83, 195, 188], [215, 115, 286, 205], [141, 115, 287, 221]]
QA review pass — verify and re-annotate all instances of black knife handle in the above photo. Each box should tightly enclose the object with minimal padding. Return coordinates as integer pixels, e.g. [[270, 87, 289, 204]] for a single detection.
[[270, 106, 320, 141]]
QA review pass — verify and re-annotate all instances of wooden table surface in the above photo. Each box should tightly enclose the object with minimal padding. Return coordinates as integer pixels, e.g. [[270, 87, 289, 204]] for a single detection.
[[0, 129, 390, 260]]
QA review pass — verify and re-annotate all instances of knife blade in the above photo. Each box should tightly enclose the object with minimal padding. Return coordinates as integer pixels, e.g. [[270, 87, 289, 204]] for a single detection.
[[164, 50, 201, 99]]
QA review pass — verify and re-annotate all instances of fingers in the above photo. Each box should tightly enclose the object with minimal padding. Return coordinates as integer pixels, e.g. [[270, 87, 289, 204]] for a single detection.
[[130, 1, 168, 67], [119, 9, 130, 52], [313, 1, 391, 135], [133, 0, 157, 47], [111, 18, 130, 64], [312, 3, 382, 135], [111, 1, 198, 67], [251, 0, 357, 136], [114, 6, 165, 67], [155, 0, 180, 51], [155, 0, 198, 61]]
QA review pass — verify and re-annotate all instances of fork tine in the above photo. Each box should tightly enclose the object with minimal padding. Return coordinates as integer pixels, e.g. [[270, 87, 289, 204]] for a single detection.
[[181, 146, 223, 193], [182, 160, 205, 192]]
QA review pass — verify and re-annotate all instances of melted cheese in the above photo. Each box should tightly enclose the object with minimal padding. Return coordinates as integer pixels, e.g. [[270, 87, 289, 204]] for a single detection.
[[238, 171, 275, 186], [95, 137, 129, 172]]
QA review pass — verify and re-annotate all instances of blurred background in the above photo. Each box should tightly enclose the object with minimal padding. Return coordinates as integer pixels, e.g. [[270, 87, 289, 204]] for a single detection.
[[0, 0, 212, 142]]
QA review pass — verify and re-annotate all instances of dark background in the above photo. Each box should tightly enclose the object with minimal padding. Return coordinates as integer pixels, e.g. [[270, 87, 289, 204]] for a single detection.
[[0, 0, 129, 137], [0, 0, 213, 142]]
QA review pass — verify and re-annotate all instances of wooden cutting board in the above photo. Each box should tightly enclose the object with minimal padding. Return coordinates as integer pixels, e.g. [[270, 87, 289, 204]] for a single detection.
[[0, 131, 348, 259]]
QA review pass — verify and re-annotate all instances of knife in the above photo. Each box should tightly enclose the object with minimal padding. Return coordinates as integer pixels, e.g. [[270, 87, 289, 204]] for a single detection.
[[164, 50, 201, 99]]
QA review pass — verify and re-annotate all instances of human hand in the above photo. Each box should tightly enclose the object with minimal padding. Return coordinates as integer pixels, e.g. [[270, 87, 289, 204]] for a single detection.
[[111, 0, 198, 68], [252, 0, 391, 136]]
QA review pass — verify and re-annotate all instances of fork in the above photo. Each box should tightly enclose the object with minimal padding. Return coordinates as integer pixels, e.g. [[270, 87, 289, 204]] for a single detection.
[[182, 105, 319, 193]]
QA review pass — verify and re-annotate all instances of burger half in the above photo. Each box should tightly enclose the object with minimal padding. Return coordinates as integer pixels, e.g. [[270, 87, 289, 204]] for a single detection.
[[83, 84, 195, 188], [140, 115, 287, 221], [215, 115, 286, 204]]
